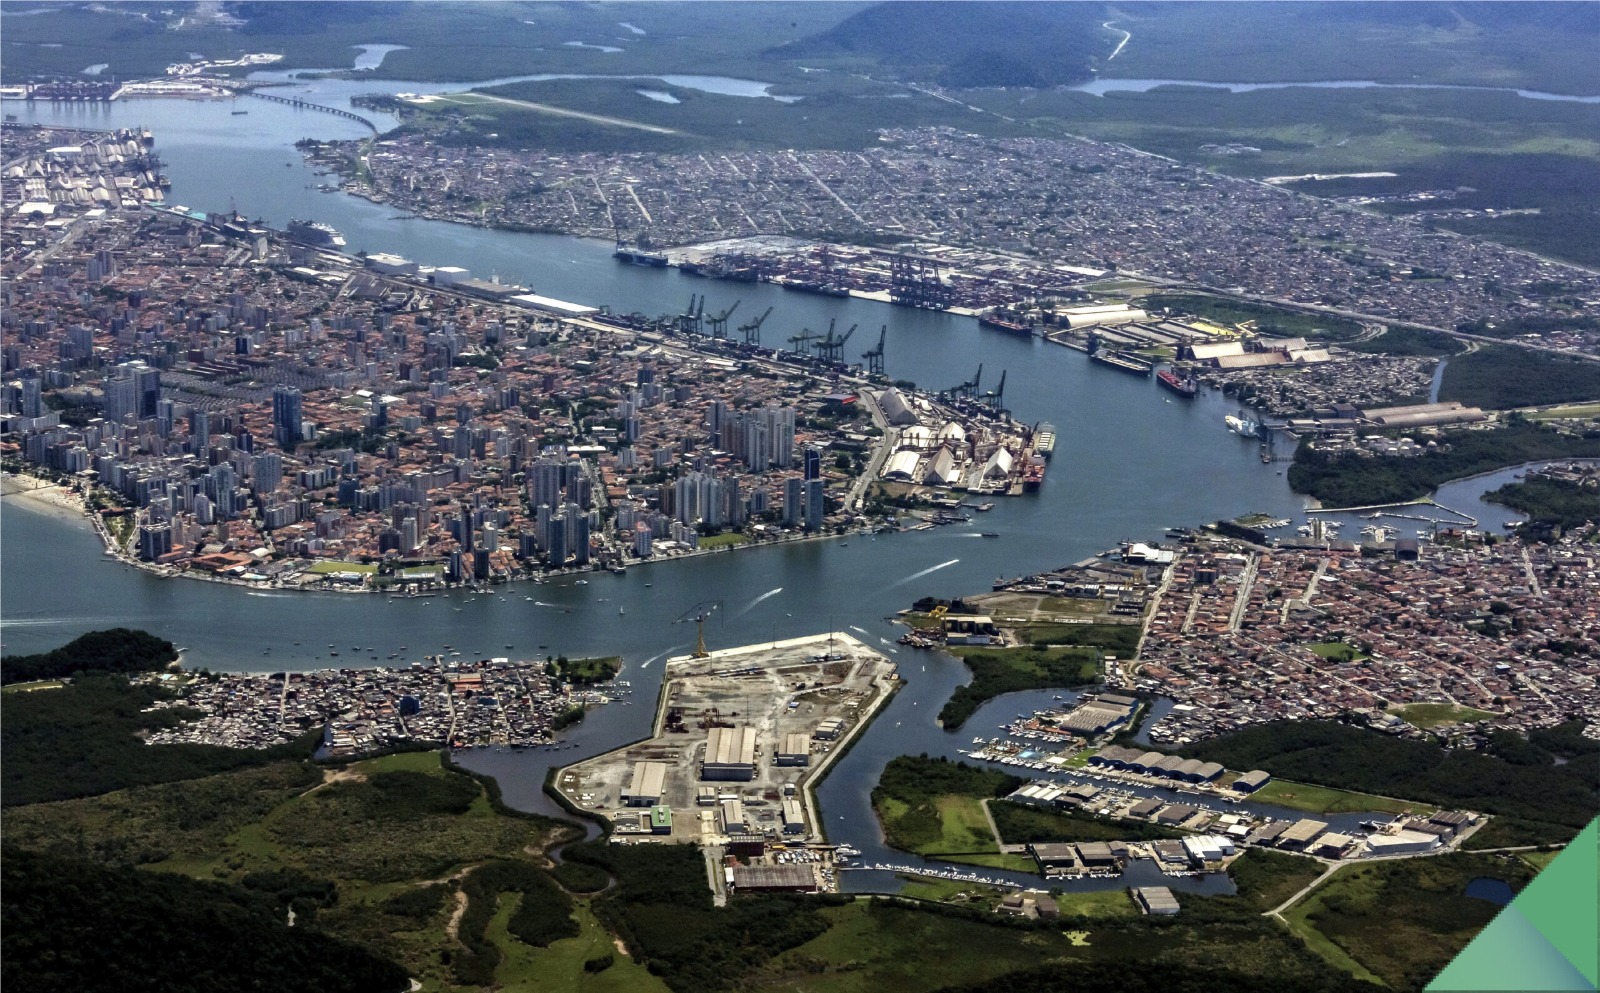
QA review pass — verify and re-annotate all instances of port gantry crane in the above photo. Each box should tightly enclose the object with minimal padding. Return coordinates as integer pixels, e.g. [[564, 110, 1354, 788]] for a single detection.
[[674, 600, 722, 659], [706, 300, 740, 339], [979, 369, 1008, 415], [861, 324, 887, 376], [677, 294, 705, 336], [787, 327, 823, 357], [813, 319, 857, 364], [945, 363, 982, 401], [738, 306, 772, 345]]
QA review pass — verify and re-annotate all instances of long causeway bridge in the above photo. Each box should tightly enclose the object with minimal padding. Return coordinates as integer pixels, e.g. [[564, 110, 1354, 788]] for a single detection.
[[230, 87, 377, 132]]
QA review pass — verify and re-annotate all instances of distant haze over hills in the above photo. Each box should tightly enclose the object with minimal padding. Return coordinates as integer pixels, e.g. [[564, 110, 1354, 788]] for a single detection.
[[772, 1, 1108, 87]]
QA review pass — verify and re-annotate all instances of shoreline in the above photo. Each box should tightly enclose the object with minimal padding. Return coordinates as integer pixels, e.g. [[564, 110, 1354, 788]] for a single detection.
[[4, 468, 885, 595], [1, 472, 95, 525]]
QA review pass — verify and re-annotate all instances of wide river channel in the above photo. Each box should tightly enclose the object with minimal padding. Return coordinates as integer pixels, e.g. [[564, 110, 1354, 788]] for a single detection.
[[0, 62, 1547, 893]]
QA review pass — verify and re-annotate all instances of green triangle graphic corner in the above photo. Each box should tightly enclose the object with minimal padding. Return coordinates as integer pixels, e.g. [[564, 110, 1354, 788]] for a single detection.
[[1509, 819, 1599, 988], [1428, 905, 1595, 992]]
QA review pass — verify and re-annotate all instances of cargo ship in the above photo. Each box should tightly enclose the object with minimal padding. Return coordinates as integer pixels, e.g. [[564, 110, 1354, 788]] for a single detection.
[[778, 277, 850, 298], [978, 313, 1033, 337], [613, 245, 668, 267], [1224, 414, 1261, 436], [286, 218, 345, 247], [1156, 369, 1198, 398], [1091, 349, 1153, 376], [1034, 422, 1056, 459], [1021, 457, 1046, 492]]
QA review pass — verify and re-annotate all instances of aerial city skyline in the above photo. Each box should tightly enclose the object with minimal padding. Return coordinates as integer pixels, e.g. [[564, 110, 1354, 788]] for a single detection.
[[2, 4, 1596, 993]]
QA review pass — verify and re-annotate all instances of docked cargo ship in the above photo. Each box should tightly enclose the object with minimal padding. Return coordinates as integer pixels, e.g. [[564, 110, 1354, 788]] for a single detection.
[[1034, 422, 1056, 459], [1156, 369, 1198, 398], [978, 313, 1034, 337], [613, 245, 668, 267], [1021, 457, 1047, 492], [778, 277, 850, 298], [1091, 349, 1154, 376], [286, 218, 345, 247]]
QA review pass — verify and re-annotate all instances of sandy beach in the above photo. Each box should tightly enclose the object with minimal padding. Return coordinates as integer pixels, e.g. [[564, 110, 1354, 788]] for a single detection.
[[1, 472, 92, 524]]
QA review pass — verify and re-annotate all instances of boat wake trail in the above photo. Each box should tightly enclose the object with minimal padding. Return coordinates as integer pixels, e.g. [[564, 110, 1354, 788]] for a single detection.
[[637, 643, 687, 670], [734, 587, 783, 618], [888, 558, 959, 589], [849, 625, 868, 635]]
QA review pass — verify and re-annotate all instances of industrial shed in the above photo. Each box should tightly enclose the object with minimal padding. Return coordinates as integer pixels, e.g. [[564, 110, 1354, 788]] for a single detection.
[[776, 732, 811, 766], [1232, 769, 1273, 793], [702, 726, 758, 781], [623, 761, 668, 806], [882, 448, 922, 482], [877, 388, 919, 426], [1134, 886, 1180, 916], [730, 864, 818, 893], [781, 799, 806, 834], [1278, 818, 1329, 850]]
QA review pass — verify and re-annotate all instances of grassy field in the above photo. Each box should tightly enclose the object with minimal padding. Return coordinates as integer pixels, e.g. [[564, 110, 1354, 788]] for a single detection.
[[989, 801, 1184, 845], [1389, 703, 1499, 730], [1054, 889, 1139, 918], [1251, 779, 1429, 817], [1306, 641, 1368, 663], [1527, 402, 1600, 420], [755, 901, 1087, 993], [1287, 852, 1536, 989], [697, 532, 752, 550], [0, 679, 66, 693], [1518, 849, 1562, 871], [306, 560, 378, 574], [893, 875, 1010, 910], [488, 900, 669, 993], [871, 756, 1021, 860], [1138, 293, 1363, 340], [873, 794, 1000, 857]]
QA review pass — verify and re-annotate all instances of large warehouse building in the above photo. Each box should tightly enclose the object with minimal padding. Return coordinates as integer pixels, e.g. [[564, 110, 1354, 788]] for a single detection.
[[702, 726, 758, 781], [622, 761, 668, 807]]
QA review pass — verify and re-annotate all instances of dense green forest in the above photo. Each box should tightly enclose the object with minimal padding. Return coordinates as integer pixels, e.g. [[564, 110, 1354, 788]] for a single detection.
[[1487, 476, 1600, 530], [1288, 421, 1600, 506], [1, 674, 319, 807], [1182, 720, 1598, 839], [449, 860, 580, 986], [874, 755, 1024, 807], [559, 839, 842, 992], [1439, 347, 1600, 410], [1, 848, 410, 993], [1, 627, 176, 684], [933, 959, 1377, 993], [1345, 328, 1463, 357], [940, 644, 1105, 728]]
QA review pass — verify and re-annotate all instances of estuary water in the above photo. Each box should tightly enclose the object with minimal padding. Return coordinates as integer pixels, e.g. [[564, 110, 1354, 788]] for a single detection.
[[0, 67, 1536, 890]]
